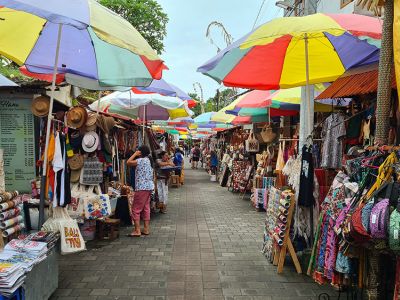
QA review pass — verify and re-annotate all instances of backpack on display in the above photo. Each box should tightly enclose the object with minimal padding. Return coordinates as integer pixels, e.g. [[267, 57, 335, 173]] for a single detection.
[[369, 198, 390, 239], [389, 209, 400, 251]]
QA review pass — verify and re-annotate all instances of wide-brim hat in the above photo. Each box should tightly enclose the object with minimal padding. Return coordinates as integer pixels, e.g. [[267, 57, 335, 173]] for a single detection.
[[67, 107, 88, 129], [31, 95, 50, 117], [82, 131, 100, 153], [68, 153, 84, 170], [85, 112, 97, 131], [97, 114, 115, 135], [70, 169, 81, 183]]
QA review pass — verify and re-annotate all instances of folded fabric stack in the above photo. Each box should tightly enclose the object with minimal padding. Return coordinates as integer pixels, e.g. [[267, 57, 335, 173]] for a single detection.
[[0, 192, 27, 238]]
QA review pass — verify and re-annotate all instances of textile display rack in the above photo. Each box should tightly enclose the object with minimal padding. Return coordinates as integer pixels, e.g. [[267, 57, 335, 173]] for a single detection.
[[262, 187, 301, 274]]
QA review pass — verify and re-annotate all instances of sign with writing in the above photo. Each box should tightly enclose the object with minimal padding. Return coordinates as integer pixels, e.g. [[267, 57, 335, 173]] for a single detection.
[[0, 98, 35, 192]]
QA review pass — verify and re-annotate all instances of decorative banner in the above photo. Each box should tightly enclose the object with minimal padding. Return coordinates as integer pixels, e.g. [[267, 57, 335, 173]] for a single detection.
[[0, 98, 35, 192]]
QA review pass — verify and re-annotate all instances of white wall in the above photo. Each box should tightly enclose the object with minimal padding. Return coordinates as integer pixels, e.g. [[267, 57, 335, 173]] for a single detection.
[[317, 0, 355, 14]]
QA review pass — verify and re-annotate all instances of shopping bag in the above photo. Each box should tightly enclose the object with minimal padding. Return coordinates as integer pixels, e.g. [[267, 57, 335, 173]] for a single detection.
[[245, 131, 259, 153], [67, 184, 84, 219], [80, 156, 103, 185], [260, 124, 276, 143], [83, 185, 111, 220], [60, 219, 86, 255]]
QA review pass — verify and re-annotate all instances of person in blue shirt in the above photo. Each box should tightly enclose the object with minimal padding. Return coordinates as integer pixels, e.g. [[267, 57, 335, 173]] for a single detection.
[[210, 150, 218, 175], [173, 148, 184, 176]]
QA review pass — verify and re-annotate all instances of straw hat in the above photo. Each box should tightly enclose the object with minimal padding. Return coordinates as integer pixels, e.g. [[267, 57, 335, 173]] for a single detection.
[[67, 107, 88, 129], [68, 153, 84, 170], [96, 114, 115, 134], [82, 131, 99, 153], [70, 169, 81, 183], [31, 95, 50, 117], [85, 112, 97, 132]]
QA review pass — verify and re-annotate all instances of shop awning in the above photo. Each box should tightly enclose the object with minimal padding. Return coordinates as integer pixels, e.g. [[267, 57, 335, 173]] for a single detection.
[[316, 65, 397, 100]]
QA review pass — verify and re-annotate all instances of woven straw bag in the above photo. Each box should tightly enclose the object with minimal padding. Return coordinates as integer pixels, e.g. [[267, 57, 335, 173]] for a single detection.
[[260, 124, 276, 143]]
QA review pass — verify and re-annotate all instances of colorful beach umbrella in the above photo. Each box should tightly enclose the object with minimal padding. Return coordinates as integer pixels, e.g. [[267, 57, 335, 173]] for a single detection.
[[198, 13, 381, 90], [0, 3, 166, 87], [194, 112, 216, 124], [211, 98, 242, 124], [90, 91, 192, 121], [132, 79, 197, 108], [226, 85, 347, 116]]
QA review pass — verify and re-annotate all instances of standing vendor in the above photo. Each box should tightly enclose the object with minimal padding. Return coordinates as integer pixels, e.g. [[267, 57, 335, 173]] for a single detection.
[[156, 151, 175, 213]]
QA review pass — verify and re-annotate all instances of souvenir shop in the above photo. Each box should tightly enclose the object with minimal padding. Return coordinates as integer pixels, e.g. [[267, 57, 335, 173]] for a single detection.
[[0, 87, 174, 298], [207, 72, 400, 298]]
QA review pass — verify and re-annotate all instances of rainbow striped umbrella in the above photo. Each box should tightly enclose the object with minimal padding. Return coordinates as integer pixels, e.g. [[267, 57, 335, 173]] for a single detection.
[[198, 13, 381, 90]]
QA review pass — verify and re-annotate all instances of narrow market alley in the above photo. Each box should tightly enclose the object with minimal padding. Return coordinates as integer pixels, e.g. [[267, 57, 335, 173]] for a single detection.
[[52, 164, 336, 300]]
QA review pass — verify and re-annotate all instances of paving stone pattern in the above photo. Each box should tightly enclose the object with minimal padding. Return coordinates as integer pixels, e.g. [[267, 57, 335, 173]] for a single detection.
[[51, 164, 337, 300]]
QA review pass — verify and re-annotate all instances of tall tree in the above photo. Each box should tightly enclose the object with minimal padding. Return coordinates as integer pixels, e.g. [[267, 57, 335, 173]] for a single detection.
[[100, 0, 168, 54]]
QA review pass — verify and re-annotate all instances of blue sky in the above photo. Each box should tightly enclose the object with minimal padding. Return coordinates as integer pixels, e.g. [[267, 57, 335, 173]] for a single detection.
[[156, 0, 282, 100]]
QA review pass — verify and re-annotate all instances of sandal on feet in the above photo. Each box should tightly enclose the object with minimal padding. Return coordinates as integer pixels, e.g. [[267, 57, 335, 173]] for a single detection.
[[141, 231, 150, 235], [127, 233, 141, 237]]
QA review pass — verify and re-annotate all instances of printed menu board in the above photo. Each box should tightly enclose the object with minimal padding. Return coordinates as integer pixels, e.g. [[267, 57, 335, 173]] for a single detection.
[[0, 98, 35, 192]]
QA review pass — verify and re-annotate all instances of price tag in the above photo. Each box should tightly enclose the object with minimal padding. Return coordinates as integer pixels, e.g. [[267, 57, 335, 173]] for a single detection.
[[371, 214, 377, 224]]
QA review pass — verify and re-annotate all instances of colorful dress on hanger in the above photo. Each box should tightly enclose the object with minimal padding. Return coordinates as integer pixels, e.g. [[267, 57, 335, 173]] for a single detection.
[[309, 172, 358, 284]]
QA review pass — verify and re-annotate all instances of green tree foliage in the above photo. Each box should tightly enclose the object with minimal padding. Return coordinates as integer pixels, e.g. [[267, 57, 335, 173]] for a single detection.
[[189, 93, 202, 116], [100, 0, 168, 54]]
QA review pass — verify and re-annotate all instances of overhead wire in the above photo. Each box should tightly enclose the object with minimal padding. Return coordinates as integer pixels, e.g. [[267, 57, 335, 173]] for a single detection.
[[252, 0, 268, 29]]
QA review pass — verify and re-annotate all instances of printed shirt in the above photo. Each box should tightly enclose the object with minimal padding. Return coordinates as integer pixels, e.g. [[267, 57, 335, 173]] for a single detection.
[[135, 158, 154, 191]]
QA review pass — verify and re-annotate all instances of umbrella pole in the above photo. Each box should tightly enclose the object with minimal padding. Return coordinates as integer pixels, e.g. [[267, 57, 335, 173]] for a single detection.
[[143, 105, 146, 141], [39, 24, 63, 229], [305, 33, 312, 142], [304, 32, 314, 244]]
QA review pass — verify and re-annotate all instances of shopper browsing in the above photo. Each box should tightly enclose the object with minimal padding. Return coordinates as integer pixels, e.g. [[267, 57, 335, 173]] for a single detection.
[[156, 151, 174, 213], [126, 145, 154, 237]]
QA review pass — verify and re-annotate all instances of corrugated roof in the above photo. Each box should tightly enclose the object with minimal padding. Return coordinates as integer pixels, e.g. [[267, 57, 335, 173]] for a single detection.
[[316, 68, 397, 100]]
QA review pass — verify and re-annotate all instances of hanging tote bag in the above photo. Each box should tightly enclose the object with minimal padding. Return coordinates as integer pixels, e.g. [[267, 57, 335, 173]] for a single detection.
[[80, 156, 103, 186], [369, 198, 390, 239], [389, 209, 400, 251], [260, 124, 276, 143], [245, 131, 259, 153], [67, 184, 85, 219], [59, 218, 86, 255], [83, 185, 111, 220]]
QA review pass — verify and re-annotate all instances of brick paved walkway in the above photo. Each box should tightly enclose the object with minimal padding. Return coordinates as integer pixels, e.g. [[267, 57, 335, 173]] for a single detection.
[[51, 165, 336, 300]]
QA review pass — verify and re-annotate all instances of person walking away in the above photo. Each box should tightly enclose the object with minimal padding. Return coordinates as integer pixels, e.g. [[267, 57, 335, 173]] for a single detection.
[[173, 148, 184, 185], [192, 145, 200, 169], [127, 145, 154, 237], [156, 151, 174, 213], [184, 144, 190, 157]]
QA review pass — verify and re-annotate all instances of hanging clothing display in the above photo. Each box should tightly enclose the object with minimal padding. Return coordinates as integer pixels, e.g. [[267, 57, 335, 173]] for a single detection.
[[321, 113, 346, 169], [298, 145, 314, 207]]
